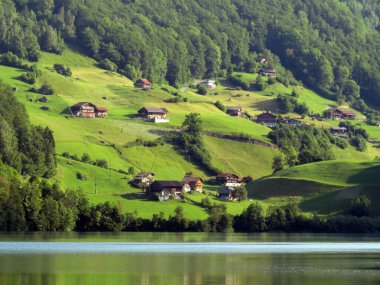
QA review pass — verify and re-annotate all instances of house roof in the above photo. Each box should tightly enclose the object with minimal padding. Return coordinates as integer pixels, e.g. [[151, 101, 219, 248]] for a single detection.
[[258, 69, 277, 73], [340, 109, 356, 116], [227, 106, 241, 111], [152, 180, 184, 188], [138, 107, 169, 114], [182, 177, 203, 183], [72, 102, 96, 108], [95, 106, 107, 112], [216, 173, 239, 179], [257, 112, 276, 119], [325, 108, 356, 116], [135, 78, 151, 85]]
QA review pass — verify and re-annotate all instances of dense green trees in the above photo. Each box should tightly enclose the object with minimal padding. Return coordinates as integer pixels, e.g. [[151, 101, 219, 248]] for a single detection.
[[1, 0, 380, 111], [269, 125, 335, 166], [0, 82, 56, 177], [179, 113, 219, 175]]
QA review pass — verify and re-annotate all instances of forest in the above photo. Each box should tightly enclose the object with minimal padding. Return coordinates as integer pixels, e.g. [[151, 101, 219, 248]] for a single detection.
[[0, 0, 379, 110]]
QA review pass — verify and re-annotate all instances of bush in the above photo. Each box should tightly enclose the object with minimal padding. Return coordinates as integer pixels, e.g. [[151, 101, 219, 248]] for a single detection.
[[54, 64, 72, 77], [39, 83, 55, 95], [95, 159, 108, 169], [99, 58, 118, 72], [214, 101, 226, 112], [197, 85, 208, 95], [81, 153, 91, 163], [76, 172, 87, 180]]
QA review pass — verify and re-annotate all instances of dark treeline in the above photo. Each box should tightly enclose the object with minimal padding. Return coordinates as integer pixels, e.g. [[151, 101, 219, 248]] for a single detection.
[[0, 82, 56, 178], [1, 169, 379, 233], [1, 0, 380, 111]]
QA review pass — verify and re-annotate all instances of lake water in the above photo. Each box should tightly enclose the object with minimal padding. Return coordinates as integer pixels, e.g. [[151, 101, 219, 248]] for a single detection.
[[0, 232, 380, 285]]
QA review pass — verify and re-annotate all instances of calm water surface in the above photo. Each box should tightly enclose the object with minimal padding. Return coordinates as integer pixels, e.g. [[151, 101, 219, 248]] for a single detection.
[[0, 232, 380, 285]]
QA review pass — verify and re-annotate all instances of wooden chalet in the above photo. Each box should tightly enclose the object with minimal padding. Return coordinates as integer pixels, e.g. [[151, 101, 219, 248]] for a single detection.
[[148, 180, 190, 201], [324, 108, 356, 120], [330, 127, 348, 138], [216, 173, 242, 188], [134, 78, 151, 90], [218, 187, 234, 200], [182, 177, 204, 192], [258, 69, 277, 77], [281, 118, 302, 127], [226, 106, 242, 117], [138, 107, 169, 123], [132, 172, 155, 188], [257, 112, 277, 128], [70, 102, 107, 118]]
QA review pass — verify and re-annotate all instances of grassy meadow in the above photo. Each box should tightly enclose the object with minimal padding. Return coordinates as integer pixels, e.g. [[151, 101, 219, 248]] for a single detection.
[[1, 47, 380, 218]]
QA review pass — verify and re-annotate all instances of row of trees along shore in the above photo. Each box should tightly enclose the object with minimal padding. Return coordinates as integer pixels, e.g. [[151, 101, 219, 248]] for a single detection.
[[0, 172, 376, 233]]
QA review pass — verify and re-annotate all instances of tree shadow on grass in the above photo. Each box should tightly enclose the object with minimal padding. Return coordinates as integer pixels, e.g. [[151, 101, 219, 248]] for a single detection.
[[120, 192, 151, 201]]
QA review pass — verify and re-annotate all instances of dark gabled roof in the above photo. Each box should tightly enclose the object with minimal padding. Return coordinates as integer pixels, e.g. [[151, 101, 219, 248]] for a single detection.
[[138, 107, 169, 114], [152, 180, 184, 188], [216, 173, 239, 179], [257, 112, 277, 119], [324, 108, 356, 116], [72, 102, 96, 108], [182, 177, 203, 183], [227, 106, 241, 111]]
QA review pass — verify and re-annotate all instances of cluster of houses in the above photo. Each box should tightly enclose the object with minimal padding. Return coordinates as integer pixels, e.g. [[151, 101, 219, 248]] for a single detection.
[[131, 172, 245, 201]]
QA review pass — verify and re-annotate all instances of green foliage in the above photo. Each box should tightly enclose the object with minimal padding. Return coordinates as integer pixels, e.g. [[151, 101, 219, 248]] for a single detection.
[[54, 64, 72, 77], [214, 100, 226, 112], [99, 59, 118, 72], [197, 85, 208, 95], [180, 113, 218, 175], [349, 195, 371, 217], [277, 94, 309, 115], [269, 125, 335, 166], [272, 154, 285, 173], [0, 82, 56, 177], [351, 135, 367, 152]]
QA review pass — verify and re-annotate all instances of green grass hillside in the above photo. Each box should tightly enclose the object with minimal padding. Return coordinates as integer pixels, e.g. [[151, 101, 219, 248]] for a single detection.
[[248, 160, 380, 215], [2, 46, 380, 219]]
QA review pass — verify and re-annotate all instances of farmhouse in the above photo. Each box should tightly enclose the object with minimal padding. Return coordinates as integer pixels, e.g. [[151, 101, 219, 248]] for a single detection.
[[200, 79, 216, 89], [258, 69, 277, 77], [324, 108, 356, 120], [70, 102, 107, 118], [138, 107, 169, 123], [216, 173, 242, 188], [132, 172, 155, 188], [257, 112, 277, 128], [148, 180, 190, 201], [226, 106, 242, 117], [134, 78, 151, 90], [282, 118, 302, 127], [331, 127, 348, 138], [182, 176, 204, 192], [218, 187, 234, 200]]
